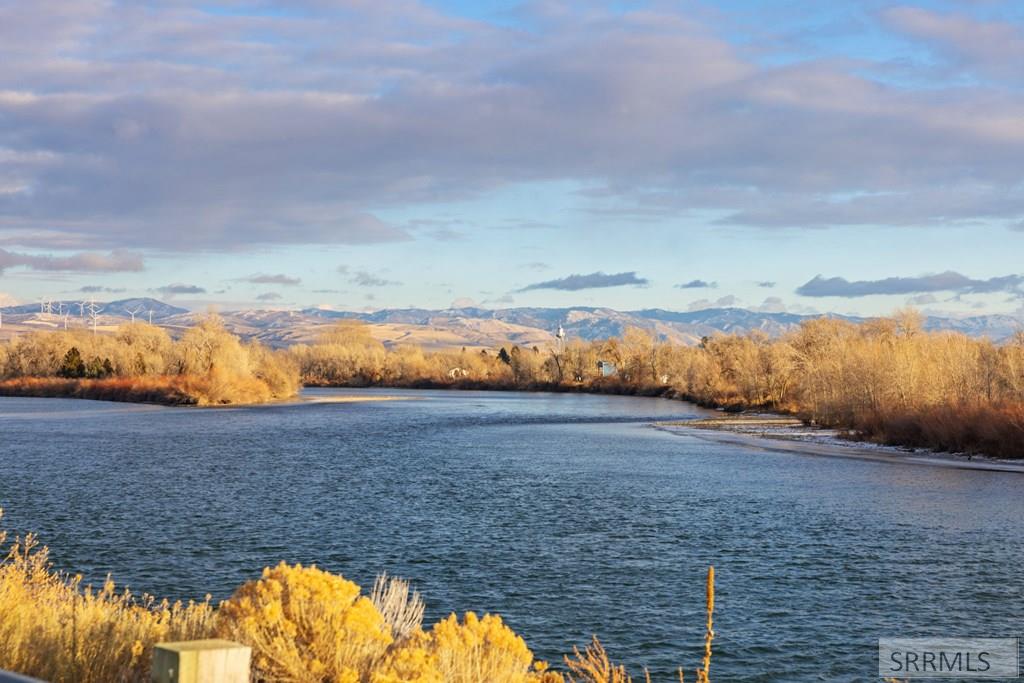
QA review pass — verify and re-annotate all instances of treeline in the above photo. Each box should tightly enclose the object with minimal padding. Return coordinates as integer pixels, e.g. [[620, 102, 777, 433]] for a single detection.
[[292, 315, 1024, 458], [0, 317, 299, 405]]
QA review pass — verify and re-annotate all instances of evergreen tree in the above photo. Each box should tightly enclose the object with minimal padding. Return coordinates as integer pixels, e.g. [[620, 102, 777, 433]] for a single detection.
[[58, 347, 86, 378]]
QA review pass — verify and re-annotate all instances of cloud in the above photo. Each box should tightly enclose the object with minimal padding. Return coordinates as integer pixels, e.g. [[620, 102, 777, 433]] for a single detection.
[[520, 262, 550, 272], [256, 292, 282, 301], [675, 279, 717, 289], [79, 285, 126, 293], [757, 281, 776, 288], [754, 296, 786, 313], [243, 273, 301, 286], [155, 283, 206, 296], [3, 2, 1024, 254], [519, 271, 649, 292], [748, 296, 818, 315], [450, 297, 478, 308], [0, 249, 143, 274], [686, 295, 742, 311], [907, 293, 938, 305], [884, 7, 1024, 82], [796, 272, 1024, 298], [338, 266, 401, 287]]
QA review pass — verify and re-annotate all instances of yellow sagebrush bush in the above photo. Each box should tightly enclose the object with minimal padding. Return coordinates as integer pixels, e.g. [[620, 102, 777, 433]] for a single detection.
[[215, 561, 393, 682], [0, 507, 711, 683], [428, 611, 545, 683]]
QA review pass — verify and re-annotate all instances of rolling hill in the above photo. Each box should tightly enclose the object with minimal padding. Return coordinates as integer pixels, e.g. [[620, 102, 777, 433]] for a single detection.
[[1, 299, 1021, 349]]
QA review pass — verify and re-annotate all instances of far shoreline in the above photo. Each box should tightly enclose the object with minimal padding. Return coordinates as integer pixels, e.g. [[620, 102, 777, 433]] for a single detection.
[[654, 416, 1024, 473]]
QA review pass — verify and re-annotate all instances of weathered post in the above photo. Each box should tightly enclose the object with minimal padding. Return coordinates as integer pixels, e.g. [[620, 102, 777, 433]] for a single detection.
[[151, 639, 250, 683]]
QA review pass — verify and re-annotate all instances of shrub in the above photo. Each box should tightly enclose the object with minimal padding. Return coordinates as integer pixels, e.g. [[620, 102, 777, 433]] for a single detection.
[[216, 562, 393, 682]]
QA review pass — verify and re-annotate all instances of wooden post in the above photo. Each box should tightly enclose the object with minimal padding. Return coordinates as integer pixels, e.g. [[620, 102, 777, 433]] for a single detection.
[[152, 639, 251, 683]]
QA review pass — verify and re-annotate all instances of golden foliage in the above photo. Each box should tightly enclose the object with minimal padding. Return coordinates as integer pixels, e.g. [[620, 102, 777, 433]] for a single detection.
[[0, 516, 717, 683], [0, 511, 215, 683], [292, 315, 1024, 458], [0, 316, 299, 405], [428, 611, 536, 683], [0, 501, 716, 683], [216, 562, 393, 682]]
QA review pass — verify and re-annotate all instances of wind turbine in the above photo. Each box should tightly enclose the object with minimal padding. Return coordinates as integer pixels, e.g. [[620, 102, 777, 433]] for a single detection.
[[127, 305, 145, 323], [86, 298, 103, 335], [147, 309, 154, 325]]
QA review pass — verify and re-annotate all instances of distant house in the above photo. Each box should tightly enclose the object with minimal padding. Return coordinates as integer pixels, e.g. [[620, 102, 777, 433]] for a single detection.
[[596, 360, 617, 377]]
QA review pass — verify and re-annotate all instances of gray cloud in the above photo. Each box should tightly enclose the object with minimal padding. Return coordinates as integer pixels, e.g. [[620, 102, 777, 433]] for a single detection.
[[0, 248, 143, 274], [339, 266, 401, 287], [519, 271, 649, 292], [757, 281, 777, 288], [686, 295, 742, 312], [155, 283, 206, 296], [243, 273, 301, 286], [675, 279, 717, 289], [797, 272, 1024, 298], [2, 2, 1024, 254], [256, 292, 282, 301], [79, 285, 126, 293]]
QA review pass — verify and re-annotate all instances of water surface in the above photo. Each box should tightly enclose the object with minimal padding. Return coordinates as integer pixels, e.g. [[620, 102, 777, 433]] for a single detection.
[[1, 389, 1021, 681]]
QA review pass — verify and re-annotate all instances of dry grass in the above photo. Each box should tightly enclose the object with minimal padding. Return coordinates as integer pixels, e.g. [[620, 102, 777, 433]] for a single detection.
[[0, 376, 200, 405], [371, 572, 426, 642], [0, 512, 715, 683], [0, 511, 215, 683]]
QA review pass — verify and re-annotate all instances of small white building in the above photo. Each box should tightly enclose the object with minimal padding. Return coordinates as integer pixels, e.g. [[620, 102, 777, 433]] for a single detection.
[[597, 360, 617, 377]]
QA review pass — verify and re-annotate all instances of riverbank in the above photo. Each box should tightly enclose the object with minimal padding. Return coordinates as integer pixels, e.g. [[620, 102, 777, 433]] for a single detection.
[[0, 376, 203, 406], [0, 374, 299, 407], [656, 414, 1024, 473]]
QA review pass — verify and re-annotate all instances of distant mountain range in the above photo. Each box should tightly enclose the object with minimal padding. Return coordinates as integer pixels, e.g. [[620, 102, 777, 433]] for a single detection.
[[1, 299, 1021, 348], [2, 297, 188, 320]]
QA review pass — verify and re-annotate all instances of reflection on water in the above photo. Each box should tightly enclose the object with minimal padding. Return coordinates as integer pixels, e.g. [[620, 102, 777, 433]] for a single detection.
[[0, 389, 1021, 682]]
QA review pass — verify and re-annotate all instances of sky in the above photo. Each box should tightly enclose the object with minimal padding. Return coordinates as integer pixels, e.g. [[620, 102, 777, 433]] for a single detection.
[[2, 0, 1024, 317]]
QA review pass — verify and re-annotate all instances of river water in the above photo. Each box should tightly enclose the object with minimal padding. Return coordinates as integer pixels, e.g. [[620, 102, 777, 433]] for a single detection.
[[1, 389, 1021, 681]]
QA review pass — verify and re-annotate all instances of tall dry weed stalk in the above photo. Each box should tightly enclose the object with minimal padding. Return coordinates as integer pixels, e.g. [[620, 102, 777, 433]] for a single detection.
[[695, 566, 714, 683]]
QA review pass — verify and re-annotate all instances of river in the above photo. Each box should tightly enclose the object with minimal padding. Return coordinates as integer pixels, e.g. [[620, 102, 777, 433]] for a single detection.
[[1, 389, 1021, 681]]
